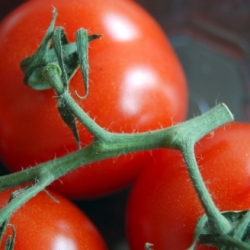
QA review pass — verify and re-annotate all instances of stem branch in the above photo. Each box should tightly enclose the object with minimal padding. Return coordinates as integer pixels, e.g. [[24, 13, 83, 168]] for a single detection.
[[0, 102, 233, 225], [181, 142, 232, 234]]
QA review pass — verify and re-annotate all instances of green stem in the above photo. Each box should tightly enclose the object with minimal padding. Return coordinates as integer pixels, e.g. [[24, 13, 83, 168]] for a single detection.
[[181, 142, 232, 234], [0, 175, 53, 226], [0, 25, 237, 244], [0, 103, 233, 225], [42, 63, 108, 141], [172, 106, 233, 234]]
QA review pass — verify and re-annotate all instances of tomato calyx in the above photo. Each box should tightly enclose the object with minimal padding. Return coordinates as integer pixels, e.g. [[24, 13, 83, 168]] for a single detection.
[[0, 224, 16, 250], [181, 129, 250, 249], [20, 8, 100, 92], [188, 210, 250, 249], [182, 126, 250, 250], [0, 224, 15, 250], [20, 8, 101, 147]]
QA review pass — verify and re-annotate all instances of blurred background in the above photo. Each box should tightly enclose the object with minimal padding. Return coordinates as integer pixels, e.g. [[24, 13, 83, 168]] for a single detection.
[[135, 0, 250, 121], [1, 0, 250, 249]]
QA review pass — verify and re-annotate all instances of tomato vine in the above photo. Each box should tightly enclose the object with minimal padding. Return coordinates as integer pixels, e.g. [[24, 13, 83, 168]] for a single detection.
[[1, 6, 250, 250]]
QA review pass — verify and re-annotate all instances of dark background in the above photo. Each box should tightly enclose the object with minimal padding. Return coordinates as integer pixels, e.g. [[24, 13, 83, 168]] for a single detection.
[[1, 1, 250, 249]]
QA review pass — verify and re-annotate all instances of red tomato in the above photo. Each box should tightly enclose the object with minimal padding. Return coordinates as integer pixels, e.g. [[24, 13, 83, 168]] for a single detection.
[[0, 0, 187, 198], [0, 188, 107, 250], [126, 122, 250, 249]]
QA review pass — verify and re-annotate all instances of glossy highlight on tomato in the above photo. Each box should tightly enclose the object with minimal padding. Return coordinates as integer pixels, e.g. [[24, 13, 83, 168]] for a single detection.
[[0, 0, 187, 198], [126, 122, 250, 249], [0, 188, 107, 250]]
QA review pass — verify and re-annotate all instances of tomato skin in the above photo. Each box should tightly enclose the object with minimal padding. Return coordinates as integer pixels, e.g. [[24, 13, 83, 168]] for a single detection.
[[126, 122, 250, 250], [0, 188, 107, 250], [0, 0, 187, 198]]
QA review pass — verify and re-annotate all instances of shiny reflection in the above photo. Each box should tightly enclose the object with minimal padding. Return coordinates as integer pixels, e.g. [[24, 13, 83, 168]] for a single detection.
[[190, 91, 210, 114], [103, 13, 140, 41], [120, 67, 158, 115], [52, 235, 77, 250]]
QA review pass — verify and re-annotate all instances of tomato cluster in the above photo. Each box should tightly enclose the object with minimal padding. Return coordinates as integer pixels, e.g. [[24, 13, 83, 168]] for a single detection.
[[0, 0, 187, 199], [0, 0, 249, 250], [126, 122, 250, 249], [0, 0, 187, 248]]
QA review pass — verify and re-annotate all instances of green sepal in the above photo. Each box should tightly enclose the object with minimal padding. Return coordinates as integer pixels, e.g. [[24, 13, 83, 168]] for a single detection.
[[20, 8, 101, 92], [75, 28, 89, 98], [26, 66, 51, 90], [20, 8, 101, 148], [58, 98, 81, 149], [0, 217, 10, 247], [189, 210, 250, 249], [20, 8, 57, 87], [25, 26, 79, 91], [233, 210, 250, 242], [188, 214, 208, 250], [4, 225, 16, 250]]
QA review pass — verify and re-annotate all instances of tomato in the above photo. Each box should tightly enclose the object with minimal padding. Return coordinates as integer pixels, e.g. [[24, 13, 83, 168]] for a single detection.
[[0, 188, 107, 250], [0, 0, 187, 198], [126, 122, 250, 250]]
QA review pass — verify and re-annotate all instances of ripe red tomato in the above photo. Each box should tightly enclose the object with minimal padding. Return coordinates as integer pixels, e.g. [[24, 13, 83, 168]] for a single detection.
[[126, 122, 250, 250], [0, 188, 107, 250], [0, 0, 187, 198]]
